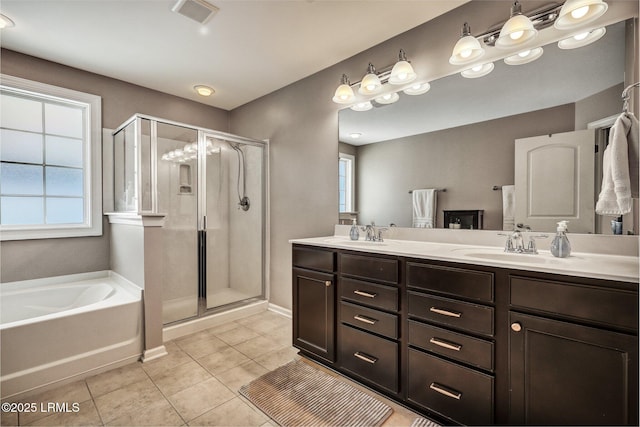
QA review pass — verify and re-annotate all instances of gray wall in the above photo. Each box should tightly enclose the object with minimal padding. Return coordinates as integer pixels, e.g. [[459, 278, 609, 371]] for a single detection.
[[354, 104, 575, 230], [0, 49, 229, 283]]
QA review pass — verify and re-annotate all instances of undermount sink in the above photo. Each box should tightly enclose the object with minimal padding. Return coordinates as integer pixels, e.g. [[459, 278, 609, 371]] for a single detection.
[[462, 251, 557, 264], [321, 237, 388, 247], [451, 247, 560, 264]]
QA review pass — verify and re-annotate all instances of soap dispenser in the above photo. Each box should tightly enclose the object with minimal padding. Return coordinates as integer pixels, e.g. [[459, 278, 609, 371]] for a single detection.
[[349, 219, 360, 240], [550, 220, 571, 258]]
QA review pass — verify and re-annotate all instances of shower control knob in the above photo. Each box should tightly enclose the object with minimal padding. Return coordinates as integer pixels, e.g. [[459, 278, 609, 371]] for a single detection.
[[325, 281, 332, 287], [511, 322, 522, 332]]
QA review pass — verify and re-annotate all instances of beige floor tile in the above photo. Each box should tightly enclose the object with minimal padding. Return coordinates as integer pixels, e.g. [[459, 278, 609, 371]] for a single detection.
[[238, 313, 291, 335], [233, 335, 287, 360], [214, 325, 260, 346], [197, 346, 250, 375], [86, 362, 148, 397], [94, 377, 165, 423], [188, 397, 267, 426], [252, 346, 299, 371], [141, 342, 193, 378], [150, 360, 212, 397], [214, 361, 268, 395], [18, 380, 92, 425], [175, 332, 230, 359], [25, 400, 101, 426], [1, 409, 18, 427], [205, 321, 240, 335], [168, 378, 235, 422], [105, 397, 183, 426], [382, 409, 416, 427]]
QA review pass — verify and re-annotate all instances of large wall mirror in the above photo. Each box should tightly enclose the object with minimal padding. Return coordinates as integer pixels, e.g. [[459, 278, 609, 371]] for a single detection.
[[339, 18, 637, 235]]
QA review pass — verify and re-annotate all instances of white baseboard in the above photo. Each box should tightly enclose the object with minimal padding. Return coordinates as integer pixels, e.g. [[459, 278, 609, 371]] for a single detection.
[[141, 345, 168, 363], [268, 302, 292, 318]]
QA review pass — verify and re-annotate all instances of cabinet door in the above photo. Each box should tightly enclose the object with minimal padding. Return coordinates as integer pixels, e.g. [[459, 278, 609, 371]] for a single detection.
[[293, 268, 335, 363], [509, 312, 638, 425]]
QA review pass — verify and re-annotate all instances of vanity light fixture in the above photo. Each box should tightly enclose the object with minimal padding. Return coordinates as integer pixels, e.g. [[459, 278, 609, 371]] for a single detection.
[[332, 74, 355, 104], [495, 1, 538, 49], [359, 63, 383, 95], [350, 101, 373, 112], [0, 13, 15, 29], [461, 63, 494, 79], [554, 0, 608, 30], [403, 82, 431, 96], [558, 26, 606, 49], [504, 47, 544, 65], [449, 22, 485, 65], [194, 85, 214, 96], [374, 92, 400, 105], [388, 49, 417, 85]]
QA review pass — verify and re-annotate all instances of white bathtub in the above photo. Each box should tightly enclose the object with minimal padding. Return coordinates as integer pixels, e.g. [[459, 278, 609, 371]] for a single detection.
[[0, 271, 143, 399]]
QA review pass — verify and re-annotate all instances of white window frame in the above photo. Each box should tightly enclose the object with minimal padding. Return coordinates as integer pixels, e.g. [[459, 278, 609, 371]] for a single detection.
[[339, 152, 355, 213], [0, 74, 102, 241]]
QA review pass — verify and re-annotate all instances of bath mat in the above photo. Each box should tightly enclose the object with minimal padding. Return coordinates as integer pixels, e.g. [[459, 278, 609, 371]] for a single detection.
[[239, 359, 393, 426], [410, 416, 441, 427]]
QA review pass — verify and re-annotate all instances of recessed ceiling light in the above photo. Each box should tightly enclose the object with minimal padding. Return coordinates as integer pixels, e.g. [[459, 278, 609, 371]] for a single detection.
[[349, 133, 362, 139], [0, 14, 15, 29], [194, 85, 214, 96]]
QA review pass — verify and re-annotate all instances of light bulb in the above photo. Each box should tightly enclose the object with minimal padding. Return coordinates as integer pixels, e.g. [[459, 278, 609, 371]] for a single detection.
[[510, 30, 524, 40], [573, 31, 589, 41], [518, 50, 531, 58], [571, 5, 590, 19]]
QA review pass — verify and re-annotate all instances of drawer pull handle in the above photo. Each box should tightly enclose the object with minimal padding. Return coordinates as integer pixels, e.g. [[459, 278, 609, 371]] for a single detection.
[[325, 281, 332, 287], [429, 337, 462, 351], [354, 314, 378, 325], [354, 290, 377, 298], [429, 307, 462, 318], [354, 351, 378, 364], [429, 382, 462, 400]]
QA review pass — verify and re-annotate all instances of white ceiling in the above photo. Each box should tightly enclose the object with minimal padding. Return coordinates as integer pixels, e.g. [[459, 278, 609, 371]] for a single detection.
[[0, 0, 468, 110]]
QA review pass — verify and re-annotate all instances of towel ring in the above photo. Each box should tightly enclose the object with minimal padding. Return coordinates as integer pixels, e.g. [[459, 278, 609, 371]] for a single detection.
[[622, 82, 640, 113]]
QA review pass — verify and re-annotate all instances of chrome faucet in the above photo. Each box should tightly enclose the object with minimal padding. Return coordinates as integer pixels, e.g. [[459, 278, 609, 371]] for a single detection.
[[361, 222, 387, 242], [499, 226, 547, 254]]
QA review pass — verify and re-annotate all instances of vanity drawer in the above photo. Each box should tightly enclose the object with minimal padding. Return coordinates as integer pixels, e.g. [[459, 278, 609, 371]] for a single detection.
[[409, 291, 494, 336], [339, 324, 398, 393], [340, 277, 398, 312], [340, 301, 398, 339], [293, 246, 335, 273], [510, 276, 638, 331], [409, 320, 494, 372], [407, 262, 494, 303], [339, 253, 399, 284], [408, 348, 494, 426]]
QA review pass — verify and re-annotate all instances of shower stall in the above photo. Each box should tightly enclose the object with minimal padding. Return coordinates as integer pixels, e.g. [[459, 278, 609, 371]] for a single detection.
[[112, 114, 267, 325]]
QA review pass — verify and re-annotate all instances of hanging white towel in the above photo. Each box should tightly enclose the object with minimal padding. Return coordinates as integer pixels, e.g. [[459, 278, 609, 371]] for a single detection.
[[502, 185, 516, 231], [596, 112, 639, 216], [412, 189, 436, 228]]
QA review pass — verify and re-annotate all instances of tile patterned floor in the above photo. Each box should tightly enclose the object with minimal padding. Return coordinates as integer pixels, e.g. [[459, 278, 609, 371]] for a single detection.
[[1, 310, 423, 426]]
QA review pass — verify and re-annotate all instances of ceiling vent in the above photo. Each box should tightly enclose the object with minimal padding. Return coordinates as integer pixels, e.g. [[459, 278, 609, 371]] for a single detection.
[[172, 0, 219, 25]]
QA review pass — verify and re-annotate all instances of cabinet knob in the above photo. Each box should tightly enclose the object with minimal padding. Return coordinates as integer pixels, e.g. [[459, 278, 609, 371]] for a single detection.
[[325, 281, 331, 287], [511, 322, 522, 332]]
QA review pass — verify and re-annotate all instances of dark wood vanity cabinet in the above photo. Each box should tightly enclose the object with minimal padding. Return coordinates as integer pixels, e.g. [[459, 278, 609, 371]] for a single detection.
[[292, 246, 336, 363], [291, 243, 639, 425], [337, 252, 401, 395], [509, 275, 639, 425], [406, 262, 496, 425]]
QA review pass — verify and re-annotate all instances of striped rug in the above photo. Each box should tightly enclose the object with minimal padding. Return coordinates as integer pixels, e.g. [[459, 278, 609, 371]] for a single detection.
[[239, 359, 393, 426]]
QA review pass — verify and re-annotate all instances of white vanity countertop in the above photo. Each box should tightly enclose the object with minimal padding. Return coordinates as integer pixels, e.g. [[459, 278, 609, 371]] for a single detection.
[[290, 236, 640, 284]]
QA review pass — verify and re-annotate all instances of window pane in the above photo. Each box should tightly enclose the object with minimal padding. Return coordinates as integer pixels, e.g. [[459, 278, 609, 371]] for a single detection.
[[46, 197, 83, 224], [46, 135, 83, 167], [46, 166, 83, 196], [0, 94, 43, 132], [0, 163, 43, 195], [1, 197, 44, 225], [339, 175, 346, 190], [0, 129, 43, 164], [339, 160, 346, 176], [45, 103, 83, 138]]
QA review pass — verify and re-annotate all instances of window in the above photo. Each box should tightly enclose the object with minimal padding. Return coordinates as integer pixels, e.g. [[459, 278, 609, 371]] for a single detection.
[[0, 75, 102, 240], [339, 153, 355, 213]]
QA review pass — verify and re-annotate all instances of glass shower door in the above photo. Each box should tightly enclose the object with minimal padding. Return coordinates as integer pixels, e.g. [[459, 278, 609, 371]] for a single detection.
[[203, 135, 265, 310], [156, 122, 199, 324]]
